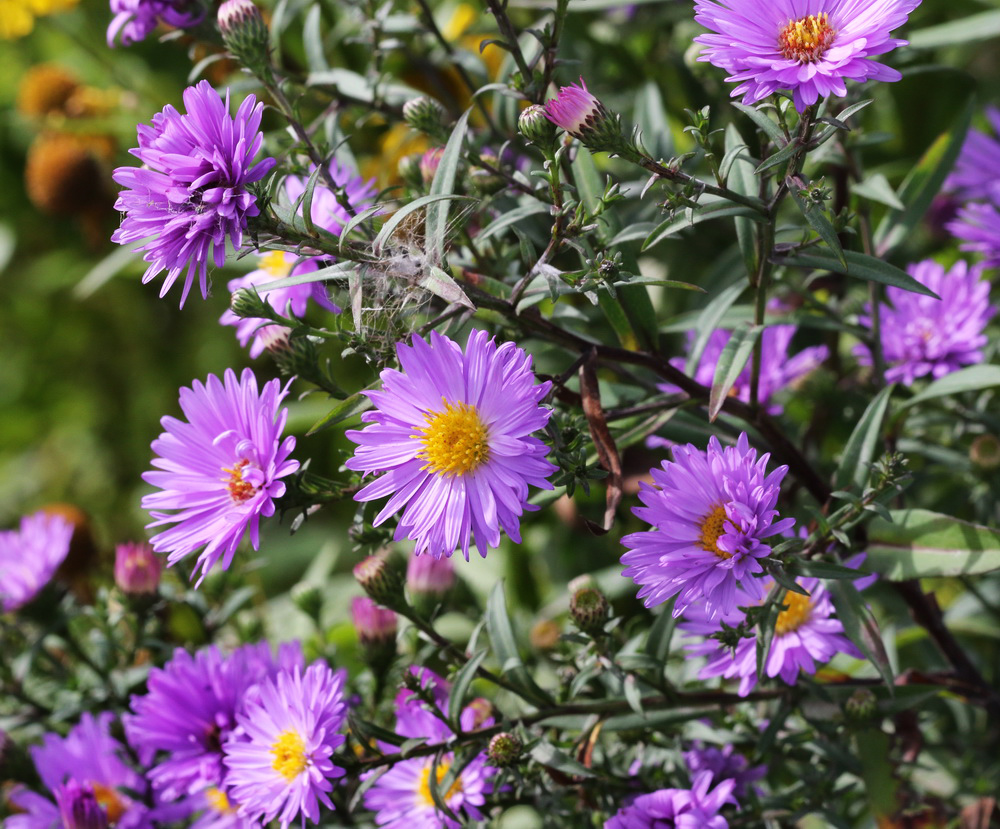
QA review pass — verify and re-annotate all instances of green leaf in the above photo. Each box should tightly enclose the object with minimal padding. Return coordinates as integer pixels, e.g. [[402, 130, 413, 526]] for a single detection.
[[425, 109, 471, 263], [833, 383, 895, 492], [373, 194, 475, 254], [307, 392, 373, 435], [684, 280, 746, 375], [853, 173, 904, 211], [643, 598, 677, 664], [420, 266, 474, 310], [754, 139, 800, 174], [873, 98, 973, 255], [642, 199, 766, 251], [789, 185, 846, 268], [485, 582, 552, 707], [708, 321, 762, 421], [529, 742, 595, 777], [303, 5, 329, 72], [448, 649, 488, 727], [732, 102, 786, 146], [854, 728, 901, 818], [570, 146, 604, 214], [477, 202, 549, 242], [779, 249, 939, 297], [338, 205, 384, 249], [901, 365, 1000, 409], [256, 260, 357, 294], [786, 559, 869, 580], [866, 509, 1000, 579], [828, 580, 894, 688], [908, 10, 1000, 49], [725, 124, 759, 276]]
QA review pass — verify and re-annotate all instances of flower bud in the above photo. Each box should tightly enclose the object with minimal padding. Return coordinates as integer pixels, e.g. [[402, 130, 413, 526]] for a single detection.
[[570, 586, 609, 635], [544, 78, 625, 154], [406, 554, 455, 598], [487, 732, 523, 767], [351, 596, 398, 647], [291, 582, 324, 623], [970, 434, 1000, 470], [353, 554, 404, 608], [397, 153, 423, 188], [218, 0, 270, 75], [114, 542, 160, 596], [844, 688, 878, 724], [469, 150, 503, 194], [56, 781, 108, 829], [419, 147, 444, 186], [403, 96, 447, 140], [518, 104, 557, 148], [229, 286, 270, 320]]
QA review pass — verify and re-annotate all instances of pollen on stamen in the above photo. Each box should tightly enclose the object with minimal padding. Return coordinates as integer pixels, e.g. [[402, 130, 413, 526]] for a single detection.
[[414, 398, 491, 477], [222, 458, 256, 503], [778, 13, 837, 63], [270, 729, 308, 781], [698, 504, 733, 559]]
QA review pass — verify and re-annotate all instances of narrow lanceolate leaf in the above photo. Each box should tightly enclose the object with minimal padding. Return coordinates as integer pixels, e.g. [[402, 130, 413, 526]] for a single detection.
[[308, 391, 373, 435], [256, 260, 357, 293], [725, 124, 760, 277], [708, 321, 762, 421], [448, 648, 488, 727], [420, 266, 474, 310], [425, 108, 471, 264], [642, 199, 766, 251], [789, 184, 846, 268], [901, 365, 1000, 409], [907, 9, 1000, 48], [685, 280, 746, 375], [485, 582, 552, 707], [829, 580, 894, 689], [833, 384, 895, 492], [866, 509, 1000, 579], [732, 102, 786, 146], [779, 249, 939, 298], [373, 194, 475, 255], [643, 597, 677, 664], [874, 98, 973, 255], [853, 173, 905, 210]]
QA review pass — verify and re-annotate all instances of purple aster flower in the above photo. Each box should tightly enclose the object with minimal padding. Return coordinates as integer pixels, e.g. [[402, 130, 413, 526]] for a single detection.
[[948, 202, 1000, 268], [125, 642, 303, 803], [8, 713, 154, 829], [346, 329, 556, 560], [945, 106, 1000, 205], [663, 325, 827, 414], [605, 771, 737, 829], [693, 0, 921, 112], [111, 80, 275, 307], [854, 259, 995, 386], [223, 662, 348, 828], [141, 367, 299, 583], [682, 744, 766, 799], [680, 573, 862, 697], [620, 432, 794, 620], [363, 667, 494, 828], [107, 0, 203, 47], [0, 510, 74, 612]]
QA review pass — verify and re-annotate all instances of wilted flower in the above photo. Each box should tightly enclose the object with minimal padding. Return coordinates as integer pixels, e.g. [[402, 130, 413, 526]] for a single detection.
[[125, 642, 302, 803], [114, 541, 161, 596], [141, 368, 299, 584], [112, 81, 275, 307], [8, 713, 154, 829], [664, 325, 828, 414], [946, 106, 1000, 205], [346, 329, 555, 560], [693, 0, 921, 112], [620, 432, 794, 620], [948, 202, 1000, 268], [0, 510, 74, 612], [680, 573, 863, 696], [406, 553, 456, 597], [107, 0, 203, 47], [605, 771, 737, 829], [854, 259, 995, 385], [223, 663, 348, 829]]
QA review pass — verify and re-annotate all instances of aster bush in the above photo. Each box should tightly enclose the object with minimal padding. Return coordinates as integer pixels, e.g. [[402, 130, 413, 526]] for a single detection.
[[4, 0, 1000, 826]]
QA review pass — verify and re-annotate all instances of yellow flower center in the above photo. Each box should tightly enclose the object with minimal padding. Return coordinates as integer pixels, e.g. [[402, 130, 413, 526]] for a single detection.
[[699, 504, 732, 559], [270, 730, 308, 781], [415, 399, 490, 476], [90, 783, 126, 825], [775, 590, 813, 635], [260, 250, 293, 279], [418, 761, 463, 807], [222, 458, 256, 503], [778, 13, 837, 63], [205, 788, 237, 815]]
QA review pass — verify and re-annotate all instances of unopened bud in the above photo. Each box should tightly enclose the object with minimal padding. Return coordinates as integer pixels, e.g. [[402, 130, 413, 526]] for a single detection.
[[291, 582, 324, 623], [469, 150, 503, 194], [398, 153, 422, 188], [518, 104, 557, 148], [403, 96, 447, 140], [351, 596, 398, 647], [406, 554, 455, 597], [568, 574, 595, 594], [57, 781, 108, 829], [487, 732, 523, 767], [419, 147, 444, 186], [229, 286, 270, 319], [353, 554, 404, 608], [218, 0, 270, 75], [970, 434, 1000, 470], [570, 586, 609, 635], [844, 688, 878, 724], [114, 542, 160, 597], [544, 78, 625, 155]]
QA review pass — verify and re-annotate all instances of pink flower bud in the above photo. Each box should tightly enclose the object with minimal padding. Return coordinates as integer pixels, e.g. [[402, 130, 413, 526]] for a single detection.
[[406, 553, 455, 597], [113, 541, 160, 596]]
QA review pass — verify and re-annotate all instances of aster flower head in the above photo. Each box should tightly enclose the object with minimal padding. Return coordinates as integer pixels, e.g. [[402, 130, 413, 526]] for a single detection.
[[680, 572, 863, 696], [854, 259, 995, 386], [621, 432, 794, 620], [682, 743, 766, 800], [223, 662, 348, 828], [946, 106, 1000, 205], [107, 0, 203, 47], [0, 510, 74, 612], [125, 641, 303, 803], [8, 712, 153, 829], [111, 80, 275, 307], [664, 325, 827, 414], [693, 0, 921, 112], [948, 202, 1000, 269], [346, 329, 556, 560], [141, 367, 299, 584], [544, 78, 626, 154], [605, 771, 737, 829]]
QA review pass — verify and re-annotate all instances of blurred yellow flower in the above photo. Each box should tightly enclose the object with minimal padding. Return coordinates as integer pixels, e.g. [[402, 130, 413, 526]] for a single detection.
[[0, 0, 80, 39]]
